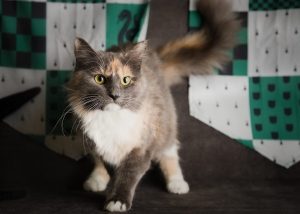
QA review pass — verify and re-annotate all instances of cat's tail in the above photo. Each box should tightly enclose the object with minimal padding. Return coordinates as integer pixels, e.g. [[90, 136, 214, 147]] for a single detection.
[[156, 0, 240, 86]]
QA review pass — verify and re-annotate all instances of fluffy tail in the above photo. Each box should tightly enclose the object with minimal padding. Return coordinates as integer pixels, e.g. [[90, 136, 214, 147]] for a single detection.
[[156, 0, 240, 86]]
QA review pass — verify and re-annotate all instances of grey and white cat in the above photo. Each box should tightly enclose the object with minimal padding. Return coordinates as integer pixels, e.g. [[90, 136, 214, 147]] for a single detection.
[[66, 0, 239, 212]]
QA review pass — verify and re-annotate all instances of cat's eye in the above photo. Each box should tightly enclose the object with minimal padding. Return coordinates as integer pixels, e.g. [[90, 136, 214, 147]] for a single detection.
[[94, 74, 106, 85], [121, 76, 132, 86]]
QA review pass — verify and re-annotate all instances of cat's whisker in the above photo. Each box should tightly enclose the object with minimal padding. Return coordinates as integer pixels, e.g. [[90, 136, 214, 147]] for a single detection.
[[81, 97, 98, 103], [80, 97, 99, 106], [75, 118, 82, 133], [49, 105, 73, 136], [82, 133, 87, 155], [60, 108, 73, 137], [70, 116, 81, 136], [87, 101, 100, 111]]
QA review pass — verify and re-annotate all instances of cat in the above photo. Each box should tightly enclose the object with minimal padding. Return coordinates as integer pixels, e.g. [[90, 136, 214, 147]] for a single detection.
[[66, 0, 239, 212]]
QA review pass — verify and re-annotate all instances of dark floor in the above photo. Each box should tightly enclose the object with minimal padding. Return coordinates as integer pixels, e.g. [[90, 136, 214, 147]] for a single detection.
[[1, 180, 300, 214]]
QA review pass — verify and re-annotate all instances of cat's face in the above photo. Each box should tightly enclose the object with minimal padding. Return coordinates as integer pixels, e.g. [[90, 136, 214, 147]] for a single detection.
[[67, 38, 147, 114]]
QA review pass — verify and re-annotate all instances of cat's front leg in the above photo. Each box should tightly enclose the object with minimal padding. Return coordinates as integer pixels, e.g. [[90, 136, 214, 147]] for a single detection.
[[84, 156, 110, 192], [105, 148, 151, 212]]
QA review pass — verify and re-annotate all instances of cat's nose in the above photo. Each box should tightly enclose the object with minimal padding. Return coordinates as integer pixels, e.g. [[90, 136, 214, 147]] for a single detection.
[[109, 94, 120, 101]]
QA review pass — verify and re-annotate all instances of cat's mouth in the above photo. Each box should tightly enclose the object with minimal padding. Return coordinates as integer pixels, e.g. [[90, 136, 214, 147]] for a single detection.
[[98, 99, 123, 111], [103, 103, 122, 111], [110, 97, 123, 106], [80, 95, 125, 111]]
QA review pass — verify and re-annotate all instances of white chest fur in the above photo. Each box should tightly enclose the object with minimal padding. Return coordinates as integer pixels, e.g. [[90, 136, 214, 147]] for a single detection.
[[82, 104, 144, 166]]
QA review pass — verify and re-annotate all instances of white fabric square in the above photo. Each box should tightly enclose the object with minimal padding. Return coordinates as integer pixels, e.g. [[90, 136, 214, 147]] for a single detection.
[[190, 0, 248, 12], [189, 75, 252, 140], [137, 5, 149, 42], [107, 0, 148, 3], [45, 134, 86, 160], [189, 0, 197, 11], [47, 2, 106, 70], [0, 68, 46, 135], [253, 140, 300, 168], [249, 9, 300, 76], [232, 0, 249, 12]]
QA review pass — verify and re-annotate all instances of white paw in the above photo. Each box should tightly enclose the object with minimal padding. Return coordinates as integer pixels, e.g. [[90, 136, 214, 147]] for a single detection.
[[83, 175, 108, 192], [105, 201, 127, 212], [167, 179, 190, 194]]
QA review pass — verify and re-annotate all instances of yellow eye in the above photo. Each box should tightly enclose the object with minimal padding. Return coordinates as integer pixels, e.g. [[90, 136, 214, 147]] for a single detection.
[[94, 74, 106, 84], [121, 76, 132, 86]]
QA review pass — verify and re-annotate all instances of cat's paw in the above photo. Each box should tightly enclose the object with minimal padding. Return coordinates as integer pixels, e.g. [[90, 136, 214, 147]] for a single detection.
[[105, 200, 128, 212], [83, 174, 109, 192], [167, 179, 189, 194]]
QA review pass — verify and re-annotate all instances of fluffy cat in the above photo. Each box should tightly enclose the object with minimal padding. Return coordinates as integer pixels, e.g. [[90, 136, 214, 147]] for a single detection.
[[66, 0, 239, 212]]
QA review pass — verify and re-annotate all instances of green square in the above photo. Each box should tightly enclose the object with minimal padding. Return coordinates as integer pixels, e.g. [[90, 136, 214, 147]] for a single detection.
[[189, 11, 202, 29], [46, 70, 72, 135], [238, 28, 247, 44], [31, 19, 46, 36], [2, 16, 17, 34], [31, 53, 45, 69], [106, 3, 147, 48], [233, 60, 247, 76], [250, 0, 300, 10], [1, 50, 16, 67], [249, 77, 300, 140], [17, 1, 32, 18], [16, 35, 31, 52], [237, 140, 254, 149]]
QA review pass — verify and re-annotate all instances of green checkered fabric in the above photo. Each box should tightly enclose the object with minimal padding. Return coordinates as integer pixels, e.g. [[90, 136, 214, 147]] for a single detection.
[[0, 1, 46, 69], [188, 11, 202, 31], [222, 12, 248, 76], [249, 77, 300, 140], [250, 0, 300, 10]]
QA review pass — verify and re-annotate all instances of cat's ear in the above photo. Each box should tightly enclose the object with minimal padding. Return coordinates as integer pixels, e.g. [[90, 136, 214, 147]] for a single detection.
[[130, 40, 148, 59], [125, 41, 148, 72], [74, 37, 96, 59], [123, 41, 148, 72], [74, 37, 99, 70]]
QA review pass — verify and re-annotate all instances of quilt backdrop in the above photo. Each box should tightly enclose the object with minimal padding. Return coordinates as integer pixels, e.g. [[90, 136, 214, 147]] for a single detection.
[[189, 0, 300, 168]]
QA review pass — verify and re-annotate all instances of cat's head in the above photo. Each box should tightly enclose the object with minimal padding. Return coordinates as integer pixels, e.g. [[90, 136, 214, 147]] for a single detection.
[[67, 38, 148, 116]]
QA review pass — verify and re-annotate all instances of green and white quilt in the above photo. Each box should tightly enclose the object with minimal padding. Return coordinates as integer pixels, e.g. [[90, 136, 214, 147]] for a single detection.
[[189, 0, 300, 168]]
